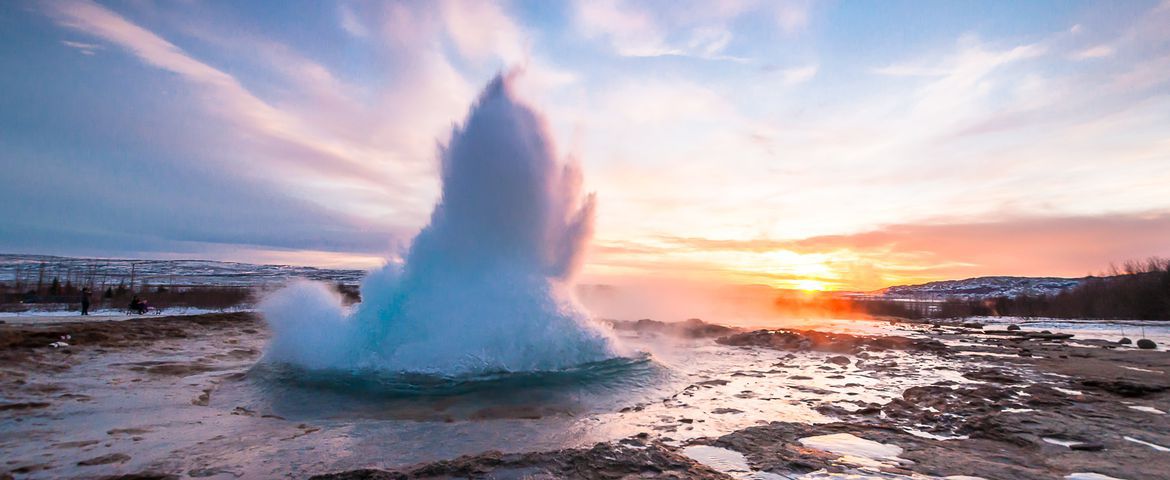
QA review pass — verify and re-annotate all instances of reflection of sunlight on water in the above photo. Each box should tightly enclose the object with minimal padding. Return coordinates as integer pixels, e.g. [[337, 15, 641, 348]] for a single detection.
[[682, 445, 788, 479], [684, 434, 935, 479]]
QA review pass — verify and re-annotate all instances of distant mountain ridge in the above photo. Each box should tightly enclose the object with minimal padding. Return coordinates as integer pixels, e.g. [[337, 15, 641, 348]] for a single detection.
[[0, 253, 366, 287], [1, 253, 1089, 299], [876, 276, 1085, 299]]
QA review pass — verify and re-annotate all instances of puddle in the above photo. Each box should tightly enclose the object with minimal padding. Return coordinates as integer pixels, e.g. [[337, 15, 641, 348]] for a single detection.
[[682, 445, 789, 479], [798, 433, 905, 465]]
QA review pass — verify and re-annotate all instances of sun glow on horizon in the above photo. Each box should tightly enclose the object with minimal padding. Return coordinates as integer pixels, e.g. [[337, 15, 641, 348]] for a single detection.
[[793, 279, 828, 292]]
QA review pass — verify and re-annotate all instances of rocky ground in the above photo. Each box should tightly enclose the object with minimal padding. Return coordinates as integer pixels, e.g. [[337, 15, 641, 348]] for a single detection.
[[0, 312, 261, 412], [309, 435, 729, 480], [696, 323, 1170, 479], [1, 315, 1167, 479], [315, 323, 1170, 479], [1, 313, 263, 480]]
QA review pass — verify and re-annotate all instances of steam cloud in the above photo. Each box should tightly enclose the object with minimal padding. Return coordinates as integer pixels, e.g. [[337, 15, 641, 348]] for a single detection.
[[260, 72, 619, 375]]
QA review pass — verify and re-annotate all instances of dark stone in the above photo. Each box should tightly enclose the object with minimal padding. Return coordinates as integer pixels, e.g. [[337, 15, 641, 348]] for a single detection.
[[78, 453, 131, 466], [716, 329, 948, 355], [607, 318, 737, 338], [309, 436, 728, 479], [95, 474, 178, 480], [1080, 379, 1169, 397], [963, 368, 1020, 384], [827, 355, 851, 366], [1070, 443, 1106, 451], [1119, 337, 1133, 345], [1136, 339, 1157, 350], [1007, 325, 1021, 331], [0, 402, 50, 411]]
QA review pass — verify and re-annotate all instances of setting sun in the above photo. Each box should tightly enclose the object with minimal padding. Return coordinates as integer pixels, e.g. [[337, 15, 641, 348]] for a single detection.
[[794, 279, 828, 292]]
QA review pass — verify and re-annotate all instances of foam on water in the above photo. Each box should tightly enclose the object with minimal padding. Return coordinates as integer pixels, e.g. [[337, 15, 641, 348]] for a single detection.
[[260, 72, 619, 376]]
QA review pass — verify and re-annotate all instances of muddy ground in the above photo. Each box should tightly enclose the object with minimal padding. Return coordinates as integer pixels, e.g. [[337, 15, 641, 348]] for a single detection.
[[1, 314, 1167, 479]]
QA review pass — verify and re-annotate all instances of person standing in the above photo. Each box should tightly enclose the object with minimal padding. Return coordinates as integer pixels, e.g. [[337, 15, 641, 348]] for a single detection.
[[80, 287, 91, 316]]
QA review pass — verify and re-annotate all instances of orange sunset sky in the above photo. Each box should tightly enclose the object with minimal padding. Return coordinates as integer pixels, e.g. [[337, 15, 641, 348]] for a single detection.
[[3, 1, 1170, 291]]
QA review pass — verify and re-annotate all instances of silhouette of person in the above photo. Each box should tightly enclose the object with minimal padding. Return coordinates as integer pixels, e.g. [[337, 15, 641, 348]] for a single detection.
[[80, 287, 91, 316], [129, 295, 147, 314]]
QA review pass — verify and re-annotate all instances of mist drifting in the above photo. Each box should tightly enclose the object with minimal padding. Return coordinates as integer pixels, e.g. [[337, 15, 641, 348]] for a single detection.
[[260, 73, 618, 375]]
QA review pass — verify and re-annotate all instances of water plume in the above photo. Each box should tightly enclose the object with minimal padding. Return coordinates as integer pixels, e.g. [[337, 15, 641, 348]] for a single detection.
[[261, 72, 619, 375]]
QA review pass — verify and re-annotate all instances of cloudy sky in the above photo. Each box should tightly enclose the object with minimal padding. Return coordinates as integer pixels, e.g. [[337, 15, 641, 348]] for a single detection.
[[2, 0, 1169, 290]]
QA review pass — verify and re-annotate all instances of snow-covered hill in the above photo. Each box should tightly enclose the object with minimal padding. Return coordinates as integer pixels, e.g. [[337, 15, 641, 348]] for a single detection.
[[877, 276, 1084, 299], [0, 254, 366, 287]]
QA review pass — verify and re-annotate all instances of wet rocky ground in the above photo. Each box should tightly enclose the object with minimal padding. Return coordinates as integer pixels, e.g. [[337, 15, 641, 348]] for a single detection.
[[314, 322, 1170, 479], [696, 325, 1170, 479], [1, 315, 1167, 479]]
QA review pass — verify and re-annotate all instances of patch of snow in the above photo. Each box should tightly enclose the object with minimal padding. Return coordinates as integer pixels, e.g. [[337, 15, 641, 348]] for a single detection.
[[1052, 387, 1083, 395], [902, 428, 968, 440], [1042, 438, 1083, 448], [1127, 405, 1166, 414], [1002, 408, 1035, 413], [1120, 366, 1163, 374], [0, 307, 255, 325], [1065, 473, 1128, 480], [1123, 436, 1170, 452]]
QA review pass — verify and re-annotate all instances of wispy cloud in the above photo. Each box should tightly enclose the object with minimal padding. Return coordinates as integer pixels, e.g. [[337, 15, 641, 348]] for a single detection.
[[780, 64, 818, 85], [871, 64, 950, 77], [42, 0, 392, 189], [774, 0, 812, 34], [571, 0, 807, 61], [589, 213, 1170, 289], [1071, 44, 1114, 60], [574, 0, 682, 57], [60, 39, 102, 55], [8, 0, 1170, 283]]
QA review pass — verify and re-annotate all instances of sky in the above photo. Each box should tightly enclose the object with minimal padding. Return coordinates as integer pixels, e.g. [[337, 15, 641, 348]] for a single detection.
[[1, 0, 1169, 291]]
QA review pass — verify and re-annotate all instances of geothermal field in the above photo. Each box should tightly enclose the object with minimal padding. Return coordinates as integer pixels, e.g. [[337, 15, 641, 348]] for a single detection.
[[5, 2, 1170, 479], [3, 75, 1169, 480]]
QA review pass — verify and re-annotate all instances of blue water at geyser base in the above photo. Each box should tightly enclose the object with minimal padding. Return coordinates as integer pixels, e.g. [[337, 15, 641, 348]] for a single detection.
[[257, 72, 632, 401], [244, 355, 665, 422]]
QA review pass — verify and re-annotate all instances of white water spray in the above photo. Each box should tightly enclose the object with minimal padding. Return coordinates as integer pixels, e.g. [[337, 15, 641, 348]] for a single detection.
[[260, 73, 619, 375]]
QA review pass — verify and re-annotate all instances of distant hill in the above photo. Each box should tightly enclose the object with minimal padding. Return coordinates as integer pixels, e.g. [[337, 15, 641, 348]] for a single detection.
[[0, 254, 366, 288], [876, 276, 1085, 299]]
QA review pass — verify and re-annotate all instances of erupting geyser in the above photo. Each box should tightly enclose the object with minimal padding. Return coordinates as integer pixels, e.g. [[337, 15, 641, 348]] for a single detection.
[[260, 72, 619, 375]]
